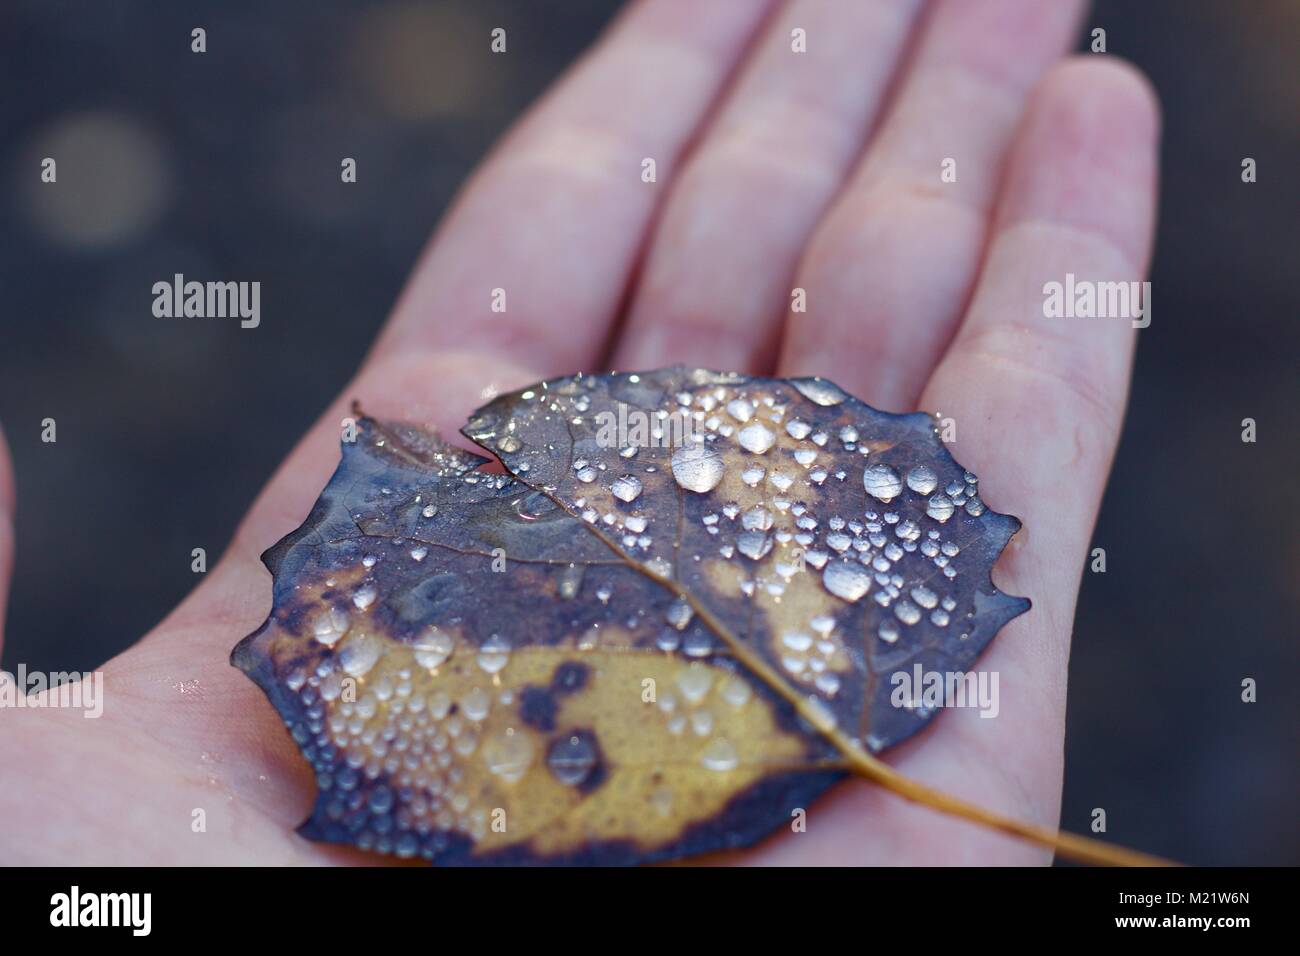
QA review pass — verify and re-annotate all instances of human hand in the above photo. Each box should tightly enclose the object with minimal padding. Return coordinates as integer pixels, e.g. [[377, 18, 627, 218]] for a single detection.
[[0, 0, 1158, 865]]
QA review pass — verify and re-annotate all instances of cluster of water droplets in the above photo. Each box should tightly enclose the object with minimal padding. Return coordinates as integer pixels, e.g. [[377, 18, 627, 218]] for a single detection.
[[652, 662, 755, 776], [279, 554, 628, 858]]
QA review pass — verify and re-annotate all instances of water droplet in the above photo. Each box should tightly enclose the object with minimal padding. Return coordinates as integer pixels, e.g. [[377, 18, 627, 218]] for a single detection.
[[412, 628, 454, 669], [700, 737, 739, 772], [339, 632, 381, 678], [482, 729, 534, 783], [786, 419, 812, 440], [720, 675, 751, 708], [815, 673, 841, 697], [410, 545, 428, 561], [352, 584, 378, 611], [792, 378, 848, 406], [823, 559, 872, 603], [645, 556, 674, 578], [737, 421, 776, 454], [736, 531, 772, 560], [558, 563, 585, 599], [671, 443, 725, 493], [514, 490, 558, 520], [863, 463, 903, 502], [462, 687, 491, 721], [894, 601, 922, 625], [910, 586, 938, 609], [782, 632, 814, 652], [665, 598, 695, 630], [741, 506, 773, 531], [547, 734, 597, 786], [927, 494, 955, 522], [476, 634, 511, 674], [906, 464, 939, 495], [611, 474, 642, 503], [894, 519, 921, 542], [726, 399, 754, 422], [421, 504, 438, 519], [312, 607, 350, 646], [428, 691, 453, 719], [675, 665, 713, 704], [497, 434, 521, 453]]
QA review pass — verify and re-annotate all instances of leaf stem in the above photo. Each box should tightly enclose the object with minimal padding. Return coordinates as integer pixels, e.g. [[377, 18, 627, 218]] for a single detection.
[[674, 576, 1176, 867]]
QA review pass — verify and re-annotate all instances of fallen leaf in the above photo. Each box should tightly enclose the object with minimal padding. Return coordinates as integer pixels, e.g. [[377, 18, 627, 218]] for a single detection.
[[234, 409, 842, 864], [235, 370, 1160, 866]]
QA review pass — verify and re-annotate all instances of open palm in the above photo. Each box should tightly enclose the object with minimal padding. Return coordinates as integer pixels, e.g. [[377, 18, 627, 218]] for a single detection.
[[0, 0, 1158, 865]]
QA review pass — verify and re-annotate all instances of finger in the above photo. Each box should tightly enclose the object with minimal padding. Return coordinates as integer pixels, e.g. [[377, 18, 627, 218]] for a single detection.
[[126, 0, 779, 652], [779, 0, 1085, 410], [373, 0, 779, 374], [106, 0, 782, 834], [0, 422, 14, 658], [611, 0, 927, 373], [750, 56, 1160, 865]]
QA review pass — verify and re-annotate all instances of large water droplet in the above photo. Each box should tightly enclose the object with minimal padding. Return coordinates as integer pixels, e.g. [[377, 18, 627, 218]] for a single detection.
[[462, 687, 491, 721], [671, 443, 725, 493], [906, 464, 939, 495], [611, 474, 643, 503], [351, 584, 378, 611], [726, 399, 754, 422], [926, 494, 955, 522], [482, 729, 534, 783], [665, 598, 694, 630], [312, 607, 350, 646], [792, 378, 848, 406], [412, 628, 454, 669], [823, 559, 872, 602], [477, 634, 511, 674], [737, 421, 776, 454], [514, 490, 559, 521], [863, 464, 903, 502], [736, 531, 772, 560], [338, 632, 381, 678], [547, 734, 597, 786], [910, 585, 938, 609], [894, 601, 922, 625]]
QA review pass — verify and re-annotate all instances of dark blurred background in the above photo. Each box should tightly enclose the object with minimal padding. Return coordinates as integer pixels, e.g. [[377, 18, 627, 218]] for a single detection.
[[2, 1, 1295, 865]]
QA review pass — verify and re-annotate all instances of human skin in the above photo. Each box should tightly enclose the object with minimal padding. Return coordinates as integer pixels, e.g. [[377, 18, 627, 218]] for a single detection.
[[0, 0, 1158, 865]]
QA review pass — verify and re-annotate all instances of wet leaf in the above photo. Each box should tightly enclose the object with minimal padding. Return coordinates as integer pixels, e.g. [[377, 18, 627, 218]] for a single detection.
[[465, 368, 1029, 753], [234, 368, 1041, 865]]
